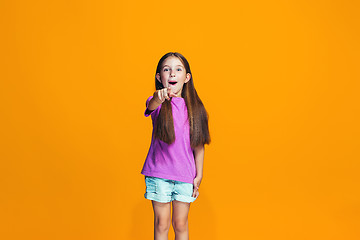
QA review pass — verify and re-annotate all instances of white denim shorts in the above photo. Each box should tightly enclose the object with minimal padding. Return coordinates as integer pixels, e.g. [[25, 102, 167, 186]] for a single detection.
[[144, 176, 197, 203]]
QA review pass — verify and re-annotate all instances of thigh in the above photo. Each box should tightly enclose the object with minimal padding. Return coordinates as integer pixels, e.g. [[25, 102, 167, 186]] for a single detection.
[[172, 200, 190, 221], [152, 200, 171, 222]]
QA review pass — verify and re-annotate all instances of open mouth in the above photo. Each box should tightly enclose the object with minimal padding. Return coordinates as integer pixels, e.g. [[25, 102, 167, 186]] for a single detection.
[[168, 81, 177, 85]]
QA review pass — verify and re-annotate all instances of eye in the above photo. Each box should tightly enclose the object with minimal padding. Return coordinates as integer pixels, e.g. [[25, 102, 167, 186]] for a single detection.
[[164, 69, 169, 71], [177, 68, 182, 71]]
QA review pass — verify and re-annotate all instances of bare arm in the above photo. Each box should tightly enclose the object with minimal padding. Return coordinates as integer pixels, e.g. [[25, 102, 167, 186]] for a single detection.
[[147, 91, 163, 111], [193, 145, 204, 179], [192, 145, 204, 197]]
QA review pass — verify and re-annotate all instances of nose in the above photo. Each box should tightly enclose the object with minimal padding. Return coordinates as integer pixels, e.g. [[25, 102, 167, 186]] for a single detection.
[[170, 70, 175, 77]]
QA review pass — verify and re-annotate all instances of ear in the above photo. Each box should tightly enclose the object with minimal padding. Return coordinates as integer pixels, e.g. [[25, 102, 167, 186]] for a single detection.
[[185, 73, 191, 83], [156, 73, 161, 83]]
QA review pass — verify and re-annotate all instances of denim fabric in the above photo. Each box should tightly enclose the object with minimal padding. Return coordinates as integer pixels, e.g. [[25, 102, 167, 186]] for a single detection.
[[144, 176, 197, 203]]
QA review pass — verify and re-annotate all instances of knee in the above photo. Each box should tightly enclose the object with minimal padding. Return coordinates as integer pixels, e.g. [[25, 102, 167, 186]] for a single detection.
[[172, 219, 188, 233], [155, 217, 171, 233]]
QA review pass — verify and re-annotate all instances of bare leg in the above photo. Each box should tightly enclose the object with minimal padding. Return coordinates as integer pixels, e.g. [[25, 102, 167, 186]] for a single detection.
[[172, 200, 191, 240], [152, 200, 171, 240]]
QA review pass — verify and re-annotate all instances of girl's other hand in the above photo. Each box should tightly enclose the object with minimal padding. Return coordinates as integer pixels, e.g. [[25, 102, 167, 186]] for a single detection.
[[155, 87, 176, 103], [192, 189, 199, 198], [192, 176, 202, 198]]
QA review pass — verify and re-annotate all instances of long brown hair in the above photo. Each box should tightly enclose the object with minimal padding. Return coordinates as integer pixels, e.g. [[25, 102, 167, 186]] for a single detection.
[[153, 52, 211, 148]]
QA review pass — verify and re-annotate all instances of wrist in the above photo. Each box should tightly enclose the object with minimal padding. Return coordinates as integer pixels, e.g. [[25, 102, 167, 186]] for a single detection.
[[153, 91, 163, 104]]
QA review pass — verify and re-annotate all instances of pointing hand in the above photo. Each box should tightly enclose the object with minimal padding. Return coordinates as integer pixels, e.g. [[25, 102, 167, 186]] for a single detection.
[[155, 87, 176, 103]]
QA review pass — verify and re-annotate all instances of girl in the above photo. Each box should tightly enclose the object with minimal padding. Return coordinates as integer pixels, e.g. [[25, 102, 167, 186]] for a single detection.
[[141, 52, 210, 240]]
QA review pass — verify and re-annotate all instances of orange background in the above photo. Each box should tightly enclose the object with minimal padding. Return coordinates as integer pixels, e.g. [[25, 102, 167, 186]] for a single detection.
[[1, 0, 359, 239]]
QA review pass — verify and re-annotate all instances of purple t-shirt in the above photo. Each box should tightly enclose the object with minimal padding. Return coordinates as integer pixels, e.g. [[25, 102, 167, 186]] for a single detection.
[[141, 96, 196, 184]]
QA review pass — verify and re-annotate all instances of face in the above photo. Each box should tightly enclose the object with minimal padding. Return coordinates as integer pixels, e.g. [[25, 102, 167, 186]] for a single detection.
[[156, 56, 191, 97]]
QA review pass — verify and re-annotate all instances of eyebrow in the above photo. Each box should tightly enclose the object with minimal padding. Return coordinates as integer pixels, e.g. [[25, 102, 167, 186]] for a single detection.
[[163, 65, 183, 68]]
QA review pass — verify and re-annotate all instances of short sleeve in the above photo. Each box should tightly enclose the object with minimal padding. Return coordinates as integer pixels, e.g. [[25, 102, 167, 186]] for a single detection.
[[144, 96, 161, 117]]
